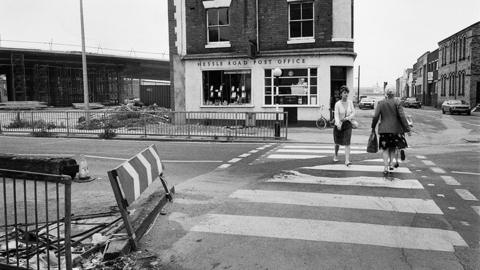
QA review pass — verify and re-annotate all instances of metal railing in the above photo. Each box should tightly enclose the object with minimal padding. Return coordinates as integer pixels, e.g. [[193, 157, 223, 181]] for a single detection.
[[0, 110, 288, 140], [0, 169, 72, 270]]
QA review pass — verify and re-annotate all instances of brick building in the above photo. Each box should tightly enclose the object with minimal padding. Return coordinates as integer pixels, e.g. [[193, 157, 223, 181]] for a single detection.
[[437, 21, 480, 107], [395, 68, 412, 98], [168, 0, 356, 124], [413, 52, 428, 103], [426, 49, 438, 107]]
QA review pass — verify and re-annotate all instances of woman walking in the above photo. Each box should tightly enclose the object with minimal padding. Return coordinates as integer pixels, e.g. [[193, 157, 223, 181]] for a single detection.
[[371, 90, 411, 175], [333, 86, 356, 166]]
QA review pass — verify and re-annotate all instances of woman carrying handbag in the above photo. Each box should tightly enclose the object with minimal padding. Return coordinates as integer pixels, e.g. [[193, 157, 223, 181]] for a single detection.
[[371, 90, 411, 175], [333, 86, 356, 166]]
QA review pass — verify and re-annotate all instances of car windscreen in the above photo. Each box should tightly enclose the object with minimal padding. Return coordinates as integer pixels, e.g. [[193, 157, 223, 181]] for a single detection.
[[450, 100, 462, 105]]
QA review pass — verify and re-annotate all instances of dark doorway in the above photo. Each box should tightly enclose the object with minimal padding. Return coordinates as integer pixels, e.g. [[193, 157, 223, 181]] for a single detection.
[[283, 107, 297, 126], [330, 67, 347, 120]]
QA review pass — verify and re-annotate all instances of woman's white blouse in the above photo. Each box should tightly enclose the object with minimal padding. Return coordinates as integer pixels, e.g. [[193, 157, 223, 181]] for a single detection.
[[334, 100, 356, 128]]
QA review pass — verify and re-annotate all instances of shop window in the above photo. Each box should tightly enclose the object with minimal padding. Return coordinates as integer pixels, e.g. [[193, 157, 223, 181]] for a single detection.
[[202, 70, 251, 106], [207, 8, 230, 43], [288, 2, 314, 39], [264, 68, 317, 106]]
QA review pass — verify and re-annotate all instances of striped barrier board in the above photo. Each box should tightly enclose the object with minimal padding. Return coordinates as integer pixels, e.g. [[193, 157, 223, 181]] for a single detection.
[[107, 144, 174, 248]]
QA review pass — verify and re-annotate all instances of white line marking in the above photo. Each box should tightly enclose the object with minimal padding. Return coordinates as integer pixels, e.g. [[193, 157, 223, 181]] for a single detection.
[[362, 159, 385, 162], [437, 194, 445, 197], [303, 164, 411, 173], [471, 206, 480, 217], [277, 149, 365, 154], [268, 171, 423, 189], [448, 207, 456, 210], [84, 155, 127, 161], [218, 164, 231, 169], [191, 214, 467, 252], [162, 160, 223, 163], [431, 167, 446, 174], [230, 190, 443, 214], [283, 145, 365, 150], [427, 184, 435, 186], [238, 153, 250, 158], [416, 155, 427, 159], [267, 154, 326, 159], [440, 175, 460, 185], [452, 171, 480, 176], [422, 160, 435, 166], [249, 149, 259, 153], [455, 189, 479, 201], [228, 158, 242, 163], [83, 155, 222, 163], [460, 221, 470, 226]]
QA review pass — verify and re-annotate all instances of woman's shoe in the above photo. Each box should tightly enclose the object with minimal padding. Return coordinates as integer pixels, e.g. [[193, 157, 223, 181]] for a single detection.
[[333, 156, 339, 162], [389, 166, 394, 171], [400, 150, 406, 161], [345, 162, 352, 167], [383, 170, 389, 176], [394, 162, 399, 168]]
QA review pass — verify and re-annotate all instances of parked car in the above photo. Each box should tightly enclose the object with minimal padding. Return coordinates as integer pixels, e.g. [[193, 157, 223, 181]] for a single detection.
[[358, 98, 375, 109], [441, 100, 471, 115], [403, 97, 421, 108]]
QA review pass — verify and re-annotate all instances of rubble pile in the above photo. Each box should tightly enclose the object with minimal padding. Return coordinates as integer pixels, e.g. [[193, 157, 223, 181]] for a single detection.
[[0, 211, 130, 270]]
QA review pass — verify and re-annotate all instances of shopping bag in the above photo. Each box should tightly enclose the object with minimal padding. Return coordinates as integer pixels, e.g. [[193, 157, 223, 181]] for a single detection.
[[367, 131, 378, 153], [350, 120, 359, 129]]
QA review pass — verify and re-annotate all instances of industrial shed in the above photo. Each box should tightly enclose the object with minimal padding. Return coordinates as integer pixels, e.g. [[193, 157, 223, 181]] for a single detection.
[[0, 47, 170, 107]]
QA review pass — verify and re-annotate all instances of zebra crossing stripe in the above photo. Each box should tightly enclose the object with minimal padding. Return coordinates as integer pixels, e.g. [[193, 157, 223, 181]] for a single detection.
[[431, 167, 446, 174], [267, 154, 326, 159], [303, 164, 411, 173], [267, 172, 424, 189], [422, 160, 436, 166], [283, 145, 365, 150], [190, 214, 467, 252], [276, 149, 365, 154], [454, 189, 479, 201], [440, 175, 460, 185], [472, 206, 480, 217], [362, 159, 385, 162], [230, 190, 443, 214]]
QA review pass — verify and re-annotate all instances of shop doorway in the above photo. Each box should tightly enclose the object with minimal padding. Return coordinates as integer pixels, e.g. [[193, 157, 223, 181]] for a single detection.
[[330, 67, 347, 120], [283, 107, 297, 126]]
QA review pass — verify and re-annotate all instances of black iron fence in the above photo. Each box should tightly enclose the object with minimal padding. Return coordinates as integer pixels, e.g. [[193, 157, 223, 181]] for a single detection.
[[0, 110, 288, 140], [0, 169, 72, 270]]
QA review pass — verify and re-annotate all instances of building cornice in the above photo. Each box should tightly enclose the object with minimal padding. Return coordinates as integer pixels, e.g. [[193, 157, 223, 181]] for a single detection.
[[182, 48, 356, 60]]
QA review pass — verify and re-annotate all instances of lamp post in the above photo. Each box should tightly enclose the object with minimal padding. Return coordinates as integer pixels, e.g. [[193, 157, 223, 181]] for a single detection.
[[80, 0, 90, 122], [272, 68, 282, 139]]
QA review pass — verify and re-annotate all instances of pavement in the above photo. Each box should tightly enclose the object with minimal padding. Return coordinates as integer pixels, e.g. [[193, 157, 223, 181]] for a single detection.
[[285, 107, 480, 145]]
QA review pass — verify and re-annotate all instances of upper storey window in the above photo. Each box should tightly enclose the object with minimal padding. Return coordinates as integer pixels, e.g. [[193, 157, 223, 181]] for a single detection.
[[288, 2, 314, 40], [207, 8, 230, 43]]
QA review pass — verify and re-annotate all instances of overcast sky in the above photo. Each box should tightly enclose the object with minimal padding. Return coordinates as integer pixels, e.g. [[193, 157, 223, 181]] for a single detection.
[[1, 0, 479, 87]]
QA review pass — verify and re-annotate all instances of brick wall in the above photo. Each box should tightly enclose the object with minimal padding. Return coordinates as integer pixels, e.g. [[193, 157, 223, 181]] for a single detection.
[[470, 24, 480, 105], [183, 0, 353, 56]]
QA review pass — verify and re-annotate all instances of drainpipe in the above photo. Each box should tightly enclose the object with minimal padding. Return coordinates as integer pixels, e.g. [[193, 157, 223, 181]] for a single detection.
[[256, 0, 259, 52]]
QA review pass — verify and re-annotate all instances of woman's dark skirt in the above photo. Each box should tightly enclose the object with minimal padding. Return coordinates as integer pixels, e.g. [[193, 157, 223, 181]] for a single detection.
[[333, 121, 352, 146], [379, 133, 408, 150]]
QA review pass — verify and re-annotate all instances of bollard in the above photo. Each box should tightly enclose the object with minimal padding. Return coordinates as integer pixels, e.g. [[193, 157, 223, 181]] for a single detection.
[[274, 111, 281, 139]]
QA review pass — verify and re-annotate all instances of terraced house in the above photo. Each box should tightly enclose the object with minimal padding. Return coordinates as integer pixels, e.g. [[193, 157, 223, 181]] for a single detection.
[[168, 0, 356, 125], [437, 21, 480, 108]]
